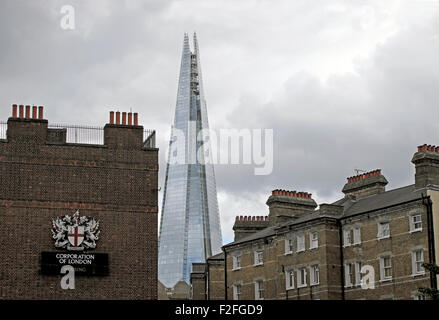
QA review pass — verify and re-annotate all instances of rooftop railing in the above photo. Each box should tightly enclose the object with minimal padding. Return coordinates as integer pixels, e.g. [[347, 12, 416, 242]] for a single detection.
[[0, 121, 156, 148], [0, 121, 6, 140]]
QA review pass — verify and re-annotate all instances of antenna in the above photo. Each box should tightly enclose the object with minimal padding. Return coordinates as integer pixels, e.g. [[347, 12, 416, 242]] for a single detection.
[[354, 169, 366, 175]]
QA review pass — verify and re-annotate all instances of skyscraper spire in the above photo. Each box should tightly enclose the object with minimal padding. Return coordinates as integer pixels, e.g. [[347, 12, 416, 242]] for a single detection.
[[158, 34, 223, 288]]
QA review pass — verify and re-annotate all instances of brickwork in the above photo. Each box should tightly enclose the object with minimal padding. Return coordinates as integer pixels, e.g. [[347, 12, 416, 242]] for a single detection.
[[0, 106, 158, 299]]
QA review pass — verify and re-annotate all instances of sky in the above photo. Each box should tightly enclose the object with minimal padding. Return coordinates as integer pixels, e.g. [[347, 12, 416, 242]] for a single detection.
[[1, 0, 439, 243]]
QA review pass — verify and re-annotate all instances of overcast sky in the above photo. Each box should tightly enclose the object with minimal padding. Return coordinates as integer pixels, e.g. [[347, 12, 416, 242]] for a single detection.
[[1, 0, 439, 243]]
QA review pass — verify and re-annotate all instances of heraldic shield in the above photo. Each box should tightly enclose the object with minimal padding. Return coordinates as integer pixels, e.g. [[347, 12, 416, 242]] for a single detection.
[[68, 225, 85, 248], [52, 209, 100, 251]]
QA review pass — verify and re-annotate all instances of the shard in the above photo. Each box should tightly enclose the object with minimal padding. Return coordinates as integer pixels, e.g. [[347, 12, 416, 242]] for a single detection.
[[158, 33, 223, 287]]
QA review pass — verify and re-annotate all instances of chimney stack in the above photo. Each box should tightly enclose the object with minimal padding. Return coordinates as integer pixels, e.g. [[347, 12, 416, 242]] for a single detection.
[[412, 144, 439, 189], [342, 169, 388, 199], [267, 189, 317, 226], [233, 215, 269, 241]]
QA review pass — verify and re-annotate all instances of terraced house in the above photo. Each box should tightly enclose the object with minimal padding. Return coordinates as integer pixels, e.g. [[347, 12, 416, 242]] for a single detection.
[[190, 144, 439, 300]]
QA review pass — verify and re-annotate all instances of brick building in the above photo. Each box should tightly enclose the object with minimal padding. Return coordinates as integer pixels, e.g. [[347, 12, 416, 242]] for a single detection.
[[0, 104, 158, 299], [191, 144, 439, 300]]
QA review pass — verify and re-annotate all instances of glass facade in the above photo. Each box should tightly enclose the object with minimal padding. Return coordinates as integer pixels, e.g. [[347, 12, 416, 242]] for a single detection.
[[158, 33, 223, 288]]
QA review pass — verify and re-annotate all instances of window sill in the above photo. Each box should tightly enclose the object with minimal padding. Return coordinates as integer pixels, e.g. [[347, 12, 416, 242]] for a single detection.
[[297, 284, 307, 289], [310, 282, 319, 287], [253, 263, 263, 267], [412, 272, 426, 278], [377, 236, 391, 240], [286, 286, 294, 291], [352, 242, 361, 246], [309, 246, 318, 250], [284, 251, 293, 256], [343, 244, 352, 248], [410, 229, 422, 234], [297, 249, 305, 253], [232, 267, 241, 271], [379, 278, 392, 283]]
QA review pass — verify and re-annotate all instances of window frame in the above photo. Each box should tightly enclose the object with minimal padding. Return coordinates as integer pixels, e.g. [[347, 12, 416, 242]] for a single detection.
[[285, 238, 294, 255], [309, 231, 319, 250], [411, 249, 425, 276], [297, 267, 307, 288], [233, 283, 242, 300], [254, 280, 264, 300], [296, 234, 305, 253], [379, 255, 392, 281], [378, 222, 390, 239], [310, 264, 320, 286], [353, 227, 361, 245], [410, 214, 422, 233], [285, 269, 295, 290], [232, 254, 242, 270], [253, 250, 264, 266], [343, 229, 352, 247]]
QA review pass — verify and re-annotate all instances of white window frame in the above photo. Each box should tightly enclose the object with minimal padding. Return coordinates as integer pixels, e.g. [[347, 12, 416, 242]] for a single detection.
[[379, 256, 392, 281], [411, 249, 425, 276], [285, 269, 295, 290], [410, 214, 422, 233], [353, 227, 361, 245], [255, 280, 264, 300], [253, 250, 263, 266], [378, 222, 390, 239], [343, 229, 352, 247], [232, 284, 242, 300], [344, 262, 354, 287], [310, 264, 319, 286], [297, 267, 307, 288], [297, 234, 305, 252], [232, 254, 241, 270], [285, 238, 294, 255], [309, 232, 318, 249]]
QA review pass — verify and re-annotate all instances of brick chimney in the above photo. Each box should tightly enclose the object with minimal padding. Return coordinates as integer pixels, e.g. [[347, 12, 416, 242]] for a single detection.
[[7, 104, 47, 144], [233, 216, 269, 241], [342, 169, 388, 199], [412, 144, 439, 189], [266, 189, 317, 226], [104, 110, 143, 150]]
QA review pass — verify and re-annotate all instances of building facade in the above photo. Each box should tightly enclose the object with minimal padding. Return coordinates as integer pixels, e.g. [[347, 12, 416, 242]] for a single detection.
[[158, 33, 223, 288], [191, 145, 439, 300], [0, 105, 158, 299]]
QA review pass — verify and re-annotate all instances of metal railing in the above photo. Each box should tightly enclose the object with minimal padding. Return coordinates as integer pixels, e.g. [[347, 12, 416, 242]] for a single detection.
[[0, 121, 6, 140], [0, 121, 156, 148], [48, 124, 104, 145]]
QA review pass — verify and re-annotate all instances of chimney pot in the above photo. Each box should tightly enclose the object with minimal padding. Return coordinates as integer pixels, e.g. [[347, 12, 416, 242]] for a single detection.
[[25, 105, 30, 118], [116, 112, 121, 125], [19, 105, 24, 118], [128, 112, 133, 125], [38, 106, 43, 119], [110, 111, 114, 124], [134, 113, 138, 126], [122, 112, 127, 125], [12, 104, 17, 117], [32, 106, 37, 119]]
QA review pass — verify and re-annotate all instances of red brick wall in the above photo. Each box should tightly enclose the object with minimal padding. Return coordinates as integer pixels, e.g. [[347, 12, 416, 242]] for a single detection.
[[0, 117, 158, 299]]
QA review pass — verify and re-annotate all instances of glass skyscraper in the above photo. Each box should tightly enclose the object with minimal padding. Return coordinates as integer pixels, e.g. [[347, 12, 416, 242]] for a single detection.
[[158, 33, 223, 288]]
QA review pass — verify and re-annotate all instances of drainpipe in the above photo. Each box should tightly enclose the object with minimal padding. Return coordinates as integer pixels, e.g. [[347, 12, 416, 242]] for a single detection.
[[423, 194, 437, 290], [206, 262, 209, 300], [337, 219, 346, 300], [223, 247, 228, 300]]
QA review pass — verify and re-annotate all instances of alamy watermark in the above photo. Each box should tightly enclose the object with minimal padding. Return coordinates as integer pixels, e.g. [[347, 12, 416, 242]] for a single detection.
[[60, 5, 75, 30], [166, 122, 274, 175]]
